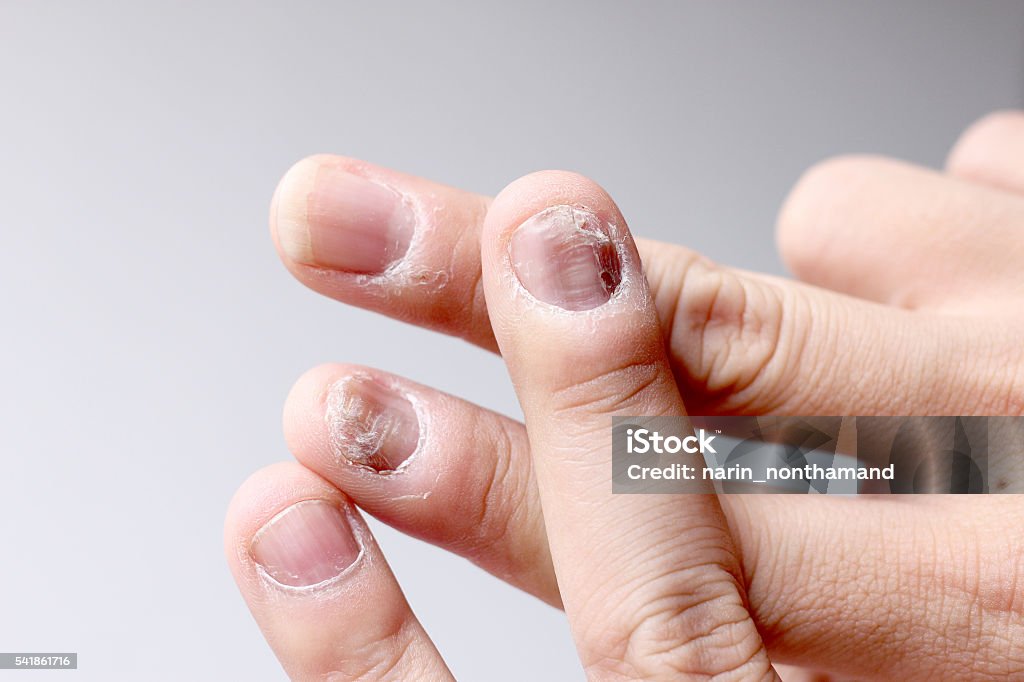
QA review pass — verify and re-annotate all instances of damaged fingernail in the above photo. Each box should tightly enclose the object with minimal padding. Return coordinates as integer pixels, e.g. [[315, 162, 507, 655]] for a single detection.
[[251, 500, 361, 588], [278, 162, 414, 274], [510, 205, 621, 311], [326, 375, 420, 472]]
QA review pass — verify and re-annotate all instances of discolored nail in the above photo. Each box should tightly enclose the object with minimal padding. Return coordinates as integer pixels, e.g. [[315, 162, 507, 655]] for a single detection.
[[277, 163, 414, 274], [326, 375, 420, 473], [251, 500, 361, 588], [509, 205, 621, 311]]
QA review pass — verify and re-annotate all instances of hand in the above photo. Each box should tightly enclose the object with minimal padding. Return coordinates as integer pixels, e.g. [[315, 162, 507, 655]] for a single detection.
[[226, 111, 1024, 679]]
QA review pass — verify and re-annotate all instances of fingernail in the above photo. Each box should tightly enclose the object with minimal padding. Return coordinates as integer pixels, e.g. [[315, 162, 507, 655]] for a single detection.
[[251, 500, 361, 588], [278, 163, 414, 273], [510, 205, 621, 311], [326, 376, 420, 473]]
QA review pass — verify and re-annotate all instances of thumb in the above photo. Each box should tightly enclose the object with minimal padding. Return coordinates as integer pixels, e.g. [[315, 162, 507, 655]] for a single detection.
[[481, 170, 778, 681]]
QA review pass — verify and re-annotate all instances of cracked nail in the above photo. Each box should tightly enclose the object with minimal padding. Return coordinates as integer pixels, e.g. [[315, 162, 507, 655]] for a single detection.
[[326, 376, 420, 472], [510, 205, 621, 311]]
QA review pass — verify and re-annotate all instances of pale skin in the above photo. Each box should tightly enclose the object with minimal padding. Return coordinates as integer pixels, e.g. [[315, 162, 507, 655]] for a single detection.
[[224, 111, 1024, 680]]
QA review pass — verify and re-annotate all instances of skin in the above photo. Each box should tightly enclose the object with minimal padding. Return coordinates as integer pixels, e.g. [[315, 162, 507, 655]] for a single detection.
[[225, 110, 1024, 680]]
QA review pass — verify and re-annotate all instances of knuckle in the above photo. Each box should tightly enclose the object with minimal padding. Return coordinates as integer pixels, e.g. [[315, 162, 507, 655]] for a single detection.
[[453, 194, 491, 337], [935, 526, 1024, 676], [662, 254, 798, 413], [969, 328, 1024, 415], [546, 355, 674, 422], [465, 416, 520, 553], [579, 580, 769, 681], [322, 620, 422, 682], [1002, 538, 1024, 649], [983, 542, 1024, 666]]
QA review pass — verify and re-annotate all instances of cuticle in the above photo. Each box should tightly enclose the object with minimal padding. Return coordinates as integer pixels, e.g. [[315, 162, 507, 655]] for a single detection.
[[347, 176, 427, 284]]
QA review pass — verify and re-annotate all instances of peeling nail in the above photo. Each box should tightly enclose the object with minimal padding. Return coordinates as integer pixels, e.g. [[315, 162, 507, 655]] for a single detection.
[[326, 376, 420, 472], [510, 205, 621, 311]]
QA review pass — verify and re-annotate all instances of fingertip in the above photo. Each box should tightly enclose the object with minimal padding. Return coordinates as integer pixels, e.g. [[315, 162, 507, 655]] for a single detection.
[[223, 462, 452, 680], [224, 462, 352, 593], [282, 363, 352, 456], [947, 110, 1024, 184], [270, 155, 333, 265], [225, 462, 345, 543], [775, 154, 925, 281], [948, 111, 1024, 159]]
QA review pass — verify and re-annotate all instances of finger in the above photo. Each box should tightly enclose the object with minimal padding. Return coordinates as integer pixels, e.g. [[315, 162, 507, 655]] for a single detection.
[[282, 363, 559, 606], [731, 495, 1024, 680], [224, 462, 453, 682], [281, 366, 1023, 676], [271, 156, 1010, 416], [481, 171, 778, 680], [776, 155, 1024, 311], [947, 110, 1024, 194], [271, 155, 497, 350]]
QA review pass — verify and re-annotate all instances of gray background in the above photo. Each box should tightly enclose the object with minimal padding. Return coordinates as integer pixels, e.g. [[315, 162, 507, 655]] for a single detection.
[[1, 1, 1022, 680]]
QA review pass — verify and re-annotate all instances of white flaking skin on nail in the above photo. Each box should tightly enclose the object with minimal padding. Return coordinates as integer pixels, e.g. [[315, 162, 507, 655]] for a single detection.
[[324, 372, 428, 476]]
